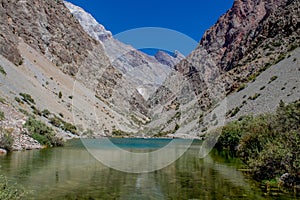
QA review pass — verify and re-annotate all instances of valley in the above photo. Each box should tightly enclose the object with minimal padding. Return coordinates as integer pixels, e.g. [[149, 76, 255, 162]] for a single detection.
[[0, 0, 299, 199]]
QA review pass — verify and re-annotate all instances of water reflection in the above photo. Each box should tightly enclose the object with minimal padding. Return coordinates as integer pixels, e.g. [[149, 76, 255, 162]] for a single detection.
[[0, 139, 288, 199]]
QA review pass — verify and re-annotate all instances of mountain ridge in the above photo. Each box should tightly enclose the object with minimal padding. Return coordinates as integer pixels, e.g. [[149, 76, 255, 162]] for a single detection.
[[0, 0, 299, 150]]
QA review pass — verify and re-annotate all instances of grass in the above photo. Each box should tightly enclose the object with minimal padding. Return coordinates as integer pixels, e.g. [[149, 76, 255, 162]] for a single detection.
[[215, 100, 300, 186]]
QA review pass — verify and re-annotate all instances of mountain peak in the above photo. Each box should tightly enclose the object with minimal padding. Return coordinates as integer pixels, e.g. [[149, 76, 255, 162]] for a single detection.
[[64, 1, 112, 41], [154, 50, 185, 67]]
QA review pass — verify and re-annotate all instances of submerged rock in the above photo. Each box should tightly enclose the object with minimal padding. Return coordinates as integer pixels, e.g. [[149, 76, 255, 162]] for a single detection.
[[0, 148, 7, 155]]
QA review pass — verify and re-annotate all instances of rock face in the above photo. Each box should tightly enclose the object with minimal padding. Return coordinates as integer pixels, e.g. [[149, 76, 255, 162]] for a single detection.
[[63, 1, 112, 41], [0, 0, 299, 141], [147, 0, 300, 137], [64, 1, 184, 99], [155, 0, 299, 98], [154, 50, 185, 68], [200, 0, 299, 71], [0, 0, 155, 144], [0, 0, 100, 75]]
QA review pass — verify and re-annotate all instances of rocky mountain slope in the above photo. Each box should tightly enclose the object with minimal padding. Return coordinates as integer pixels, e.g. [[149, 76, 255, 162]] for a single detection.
[[147, 0, 300, 138], [0, 0, 156, 151], [0, 0, 299, 149], [64, 1, 184, 99]]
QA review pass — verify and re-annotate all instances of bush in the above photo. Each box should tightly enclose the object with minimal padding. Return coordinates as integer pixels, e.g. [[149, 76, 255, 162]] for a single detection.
[[0, 65, 7, 76], [237, 115, 275, 162], [216, 119, 245, 152], [268, 76, 278, 84], [24, 117, 63, 147], [275, 54, 286, 64], [216, 100, 300, 185], [0, 111, 4, 121], [0, 175, 28, 200], [42, 109, 51, 118], [58, 91, 62, 99], [0, 127, 14, 151], [112, 129, 129, 137], [49, 116, 77, 135], [19, 93, 35, 104], [288, 44, 298, 51], [236, 84, 246, 92], [248, 93, 260, 100], [14, 97, 21, 104]]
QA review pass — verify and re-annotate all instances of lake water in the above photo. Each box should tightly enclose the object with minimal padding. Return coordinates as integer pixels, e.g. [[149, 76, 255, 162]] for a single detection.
[[0, 138, 295, 199]]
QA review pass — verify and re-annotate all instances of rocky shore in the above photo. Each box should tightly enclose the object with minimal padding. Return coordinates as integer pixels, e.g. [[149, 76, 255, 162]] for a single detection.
[[0, 101, 42, 151]]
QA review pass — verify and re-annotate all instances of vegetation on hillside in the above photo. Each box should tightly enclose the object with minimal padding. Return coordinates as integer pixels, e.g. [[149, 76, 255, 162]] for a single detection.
[[0, 127, 14, 151], [24, 117, 63, 147], [216, 100, 300, 187]]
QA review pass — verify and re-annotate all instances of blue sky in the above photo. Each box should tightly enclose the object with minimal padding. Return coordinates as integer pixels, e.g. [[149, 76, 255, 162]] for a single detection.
[[67, 0, 234, 54]]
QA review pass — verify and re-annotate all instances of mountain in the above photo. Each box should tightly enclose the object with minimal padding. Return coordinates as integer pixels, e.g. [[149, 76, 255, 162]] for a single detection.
[[64, 1, 184, 99], [0, 0, 299, 150], [146, 0, 300, 138], [0, 0, 155, 150]]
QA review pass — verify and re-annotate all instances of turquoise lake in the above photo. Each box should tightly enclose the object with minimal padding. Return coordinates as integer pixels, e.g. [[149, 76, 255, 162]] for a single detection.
[[0, 138, 296, 199]]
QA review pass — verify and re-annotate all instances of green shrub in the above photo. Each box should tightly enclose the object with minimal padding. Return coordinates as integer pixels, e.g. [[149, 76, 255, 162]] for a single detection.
[[227, 107, 240, 117], [259, 86, 266, 90], [49, 116, 77, 135], [24, 117, 63, 147], [249, 130, 300, 182], [0, 65, 6, 76], [19, 93, 35, 104], [42, 109, 51, 118], [112, 129, 129, 137], [0, 127, 14, 151], [58, 91, 62, 99], [237, 115, 275, 162], [174, 124, 180, 131], [288, 44, 298, 51], [49, 116, 61, 127], [31, 106, 42, 116], [236, 84, 246, 92], [275, 54, 286, 64], [272, 41, 281, 47], [248, 93, 260, 100], [62, 122, 77, 135], [14, 97, 21, 104], [216, 120, 245, 152], [0, 111, 4, 121], [0, 175, 28, 200], [0, 97, 5, 104], [268, 76, 278, 83], [216, 100, 300, 185]]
